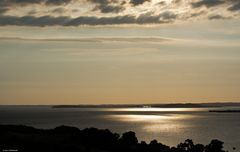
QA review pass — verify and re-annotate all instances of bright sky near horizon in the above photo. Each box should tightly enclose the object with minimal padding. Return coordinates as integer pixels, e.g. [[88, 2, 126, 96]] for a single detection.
[[0, 0, 240, 104]]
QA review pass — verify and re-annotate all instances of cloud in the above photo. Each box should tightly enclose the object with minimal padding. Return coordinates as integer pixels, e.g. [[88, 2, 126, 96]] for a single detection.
[[87, 0, 119, 6], [67, 14, 160, 26], [172, 0, 182, 4], [0, 7, 8, 14], [228, 2, 240, 11], [0, 0, 239, 26], [208, 14, 229, 20], [92, 4, 125, 13], [0, 12, 177, 26], [45, 0, 72, 5], [158, 1, 166, 5], [0, 0, 72, 6], [0, 15, 70, 26], [130, 0, 150, 6], [87, 0, 110, 4], [189, 11, 206, 18], [88, 0, 125, 13], [159, 11, 178, 20], [0, 0, 70, 15], [191, 0, 225, 8], [52, 8, 66, 13], [0, 37, 170, 43]]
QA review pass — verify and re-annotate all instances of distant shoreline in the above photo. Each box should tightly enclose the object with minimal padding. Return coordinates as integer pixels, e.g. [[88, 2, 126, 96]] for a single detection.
[[52, 102, 240, 109]]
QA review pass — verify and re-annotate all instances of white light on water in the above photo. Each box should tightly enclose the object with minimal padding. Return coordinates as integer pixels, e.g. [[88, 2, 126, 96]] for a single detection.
[[109, 114, 193, 122], [107, 114, 194, 133], [110, 114, 171, 121]]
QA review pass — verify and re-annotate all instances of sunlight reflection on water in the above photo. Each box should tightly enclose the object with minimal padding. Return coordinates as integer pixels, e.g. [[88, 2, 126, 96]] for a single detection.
[[105, 107, 202, 133], [108, 114, 194, 133]]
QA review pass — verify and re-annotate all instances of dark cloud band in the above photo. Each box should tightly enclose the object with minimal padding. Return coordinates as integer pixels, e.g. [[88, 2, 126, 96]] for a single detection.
[[130, 0, 151, 6], [228, 2, 240, 11], [0, 0, 238, 26], [92, 5, 125, 13], [0, 12, 177, 26], [0, 7, 8, 14], [191, 0, 225, 8], [208, 14, 228, 20], [0, 0, 72, 6], [0, 0, 73, 15]]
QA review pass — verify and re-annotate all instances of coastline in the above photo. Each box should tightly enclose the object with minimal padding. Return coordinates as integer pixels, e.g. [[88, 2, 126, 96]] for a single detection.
[[51, 102, 240, 109], [0, 124, 228, 152]]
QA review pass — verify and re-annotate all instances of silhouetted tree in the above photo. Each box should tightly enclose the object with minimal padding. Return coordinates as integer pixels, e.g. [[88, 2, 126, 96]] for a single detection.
[[138, 141, 148, 152], [205, 139, 225, 152], [177, 139, 194, 152], [149, 139, 170, 152], [119, 131, 138, 146], [192, 144, 204, 152]]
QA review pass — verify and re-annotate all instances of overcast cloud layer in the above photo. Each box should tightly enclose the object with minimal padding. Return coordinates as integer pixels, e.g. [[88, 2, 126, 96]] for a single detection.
[[0, 0, 239, 26]]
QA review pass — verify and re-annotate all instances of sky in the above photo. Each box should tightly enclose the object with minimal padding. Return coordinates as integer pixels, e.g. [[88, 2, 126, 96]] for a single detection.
[[0, 0, 240, 105]]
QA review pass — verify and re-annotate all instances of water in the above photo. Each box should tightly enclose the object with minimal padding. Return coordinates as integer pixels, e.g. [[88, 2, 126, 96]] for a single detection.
[[0, 106, 239, 151]]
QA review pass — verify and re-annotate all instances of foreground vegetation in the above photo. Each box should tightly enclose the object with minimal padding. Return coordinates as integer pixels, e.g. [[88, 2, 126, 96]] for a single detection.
[[0, 125, 227, 152]]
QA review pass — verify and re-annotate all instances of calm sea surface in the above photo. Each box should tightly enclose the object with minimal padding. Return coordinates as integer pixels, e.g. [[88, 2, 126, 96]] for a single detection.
[[0, 106, 239, 151]]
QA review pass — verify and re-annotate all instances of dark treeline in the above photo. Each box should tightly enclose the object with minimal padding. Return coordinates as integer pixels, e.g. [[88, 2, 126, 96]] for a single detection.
[[0, 125, 227, 152]]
